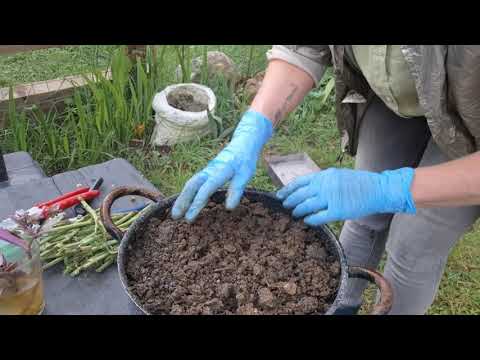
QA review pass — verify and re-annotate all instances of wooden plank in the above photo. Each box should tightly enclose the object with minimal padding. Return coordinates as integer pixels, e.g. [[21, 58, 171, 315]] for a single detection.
[[0, 45, 65, 56], [0, 69, 112, 129]]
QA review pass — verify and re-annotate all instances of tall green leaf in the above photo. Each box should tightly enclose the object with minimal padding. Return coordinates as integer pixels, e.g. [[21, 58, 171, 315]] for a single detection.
[[322, 77, 335, 105], [200, 45, 209, 85]]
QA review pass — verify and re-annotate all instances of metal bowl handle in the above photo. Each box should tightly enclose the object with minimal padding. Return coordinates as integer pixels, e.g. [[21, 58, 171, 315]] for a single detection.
[[348, 266, 393, 315], [100, 186, 163, 241]]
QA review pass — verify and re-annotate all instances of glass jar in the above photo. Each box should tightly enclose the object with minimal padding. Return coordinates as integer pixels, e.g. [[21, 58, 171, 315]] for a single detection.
[[0, 239, 45, 315]]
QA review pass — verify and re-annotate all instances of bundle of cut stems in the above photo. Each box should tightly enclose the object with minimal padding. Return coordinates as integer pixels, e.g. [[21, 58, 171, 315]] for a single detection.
[[39, 200, 147, 276]]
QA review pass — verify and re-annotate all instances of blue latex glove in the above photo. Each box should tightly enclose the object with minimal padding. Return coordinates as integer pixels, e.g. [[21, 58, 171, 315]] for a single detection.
[[171, 110, 274, 222], [276, 167, 416, 226]]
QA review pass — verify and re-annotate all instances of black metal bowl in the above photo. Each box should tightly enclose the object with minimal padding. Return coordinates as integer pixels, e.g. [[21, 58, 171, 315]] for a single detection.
[[100, 187, 393, 315]]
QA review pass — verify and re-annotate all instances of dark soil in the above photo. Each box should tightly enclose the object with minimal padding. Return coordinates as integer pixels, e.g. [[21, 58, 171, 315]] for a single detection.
[[167, 92, 208, 112], [125, 198, 341, 315]]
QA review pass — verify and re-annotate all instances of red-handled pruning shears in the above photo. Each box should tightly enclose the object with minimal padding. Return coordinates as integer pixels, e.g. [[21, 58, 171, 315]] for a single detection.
[[35, 178, 103, 219], [0, 179, 104, 233]]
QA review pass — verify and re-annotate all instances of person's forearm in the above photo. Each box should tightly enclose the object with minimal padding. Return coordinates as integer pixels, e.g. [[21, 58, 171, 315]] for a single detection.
[[411, 151, 480, 208], [250, 59, 314, 126]]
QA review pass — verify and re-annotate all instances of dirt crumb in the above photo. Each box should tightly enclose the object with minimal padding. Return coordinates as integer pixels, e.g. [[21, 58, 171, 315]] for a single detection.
[[283, 281, 298, 296], [258, 287, 275, 308]]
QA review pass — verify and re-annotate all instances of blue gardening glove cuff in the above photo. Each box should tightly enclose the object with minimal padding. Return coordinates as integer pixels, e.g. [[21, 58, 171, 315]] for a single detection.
[[229, 109, 274, 153], [380, 167, 416, 214]]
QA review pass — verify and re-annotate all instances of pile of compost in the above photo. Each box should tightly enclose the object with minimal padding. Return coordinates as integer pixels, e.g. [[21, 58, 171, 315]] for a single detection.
[[167, 92, 208, 112], [125, 198, 340, 315]]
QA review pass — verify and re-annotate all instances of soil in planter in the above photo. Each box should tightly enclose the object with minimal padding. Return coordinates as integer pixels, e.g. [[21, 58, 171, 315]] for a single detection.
[[125, 198, 341, 315], [167, 92, 208, 112]]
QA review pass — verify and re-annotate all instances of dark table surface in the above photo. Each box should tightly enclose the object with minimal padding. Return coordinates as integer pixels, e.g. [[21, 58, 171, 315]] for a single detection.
[[0, 156, 159, 314]]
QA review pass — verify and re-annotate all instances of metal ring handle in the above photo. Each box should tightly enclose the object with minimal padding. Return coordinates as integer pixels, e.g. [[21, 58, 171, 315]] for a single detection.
[[348, 266, 393, 315], [100, 186, 163, 241]]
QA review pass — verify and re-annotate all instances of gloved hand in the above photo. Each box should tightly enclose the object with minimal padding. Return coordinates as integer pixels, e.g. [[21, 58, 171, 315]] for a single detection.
[[171, 110, 274, 222], [276, 167, 416, 226]]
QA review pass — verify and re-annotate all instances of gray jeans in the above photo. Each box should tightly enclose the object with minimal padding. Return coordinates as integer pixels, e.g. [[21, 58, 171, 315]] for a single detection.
[[340, 96, 480, 314]]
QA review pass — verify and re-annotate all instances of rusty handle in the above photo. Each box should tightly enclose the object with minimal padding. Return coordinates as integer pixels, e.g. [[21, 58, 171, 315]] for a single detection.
[[100, 186, 163, 241], [348, 266, 393, 315]]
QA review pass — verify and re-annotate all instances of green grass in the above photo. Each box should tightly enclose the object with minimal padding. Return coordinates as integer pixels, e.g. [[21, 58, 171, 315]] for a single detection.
[[0, 45, 270, 86], [427, 226, 480, 314], [0, 45, 479, 314], [1, 46, 270, 175], [0, 46, 119, 87], [359, 224, 480, 315]]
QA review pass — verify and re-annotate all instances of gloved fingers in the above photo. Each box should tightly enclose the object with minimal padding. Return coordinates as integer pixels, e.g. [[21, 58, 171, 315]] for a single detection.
[[282, 185, 315, 209], [276, 173, 316, 200], [291, 196, 328, 219], [226, 171, 251, 210], [185, 168, 234, 223], [304, 209, 338, 227], [171, 173, 208, 220]]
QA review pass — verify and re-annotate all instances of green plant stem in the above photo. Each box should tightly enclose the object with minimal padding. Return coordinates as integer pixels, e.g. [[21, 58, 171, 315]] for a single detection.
[[246, 45, 254, 78], [96, 256, 116, 272], [80, 199, 101, 234], [43, 257, 64, 270]]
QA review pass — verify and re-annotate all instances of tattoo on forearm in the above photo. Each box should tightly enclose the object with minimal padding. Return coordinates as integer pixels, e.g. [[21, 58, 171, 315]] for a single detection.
[[274, 83, 299, 124]]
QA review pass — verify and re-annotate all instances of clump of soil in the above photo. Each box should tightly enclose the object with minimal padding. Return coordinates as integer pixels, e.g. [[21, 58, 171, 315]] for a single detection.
[[125, 198, 340, 315], [167, 92, 208, 112]]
